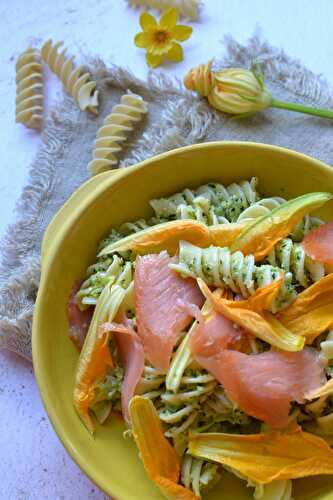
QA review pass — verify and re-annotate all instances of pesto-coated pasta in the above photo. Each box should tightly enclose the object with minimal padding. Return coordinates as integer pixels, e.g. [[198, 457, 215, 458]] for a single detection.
[[16, 48, 43, 129], [170, 241, 297, 311], [41, 39, 99, 114], [253, 479, 293, 500], [76, 255, 133, 308], [181, 455, 221, 497], [267, 238, 325, 288], [88, 92, 148, 175], [150, 177, 260, 224]]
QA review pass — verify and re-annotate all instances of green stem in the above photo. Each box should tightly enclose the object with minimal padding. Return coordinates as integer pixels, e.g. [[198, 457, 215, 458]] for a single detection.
[[271, 98, 333, 120]]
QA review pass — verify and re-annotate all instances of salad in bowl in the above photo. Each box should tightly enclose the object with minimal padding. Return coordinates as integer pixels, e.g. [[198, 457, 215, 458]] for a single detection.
[[68, 175, 333, 500]]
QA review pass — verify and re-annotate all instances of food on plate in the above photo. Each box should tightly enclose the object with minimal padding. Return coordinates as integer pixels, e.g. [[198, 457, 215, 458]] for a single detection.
[[41, 39, 99, 114], [68, 177, 333, 498], [16, 48, 43, 129], [88, 92, 148, 175]]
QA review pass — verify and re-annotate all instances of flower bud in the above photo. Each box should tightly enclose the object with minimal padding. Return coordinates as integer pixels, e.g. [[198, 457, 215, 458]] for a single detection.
[[208, 68, 272, 115], [183, 60, 214, 97]]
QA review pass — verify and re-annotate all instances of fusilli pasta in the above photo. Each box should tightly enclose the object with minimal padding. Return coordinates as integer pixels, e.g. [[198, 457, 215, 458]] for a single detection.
[[16, 48, 43, 129], [320, 331, 333, 363], [150, 177, 259, 224], [88, 92, 148, 175], [181, 455, 220, 497], [266, 238, 325, 288], [170, 241, 297, 311], [253, 479, 293, 500], [76, 255, 133, 308], [126, 0, 199, 20], [238, 196, 323, 241], [41, 39, 99, 114]]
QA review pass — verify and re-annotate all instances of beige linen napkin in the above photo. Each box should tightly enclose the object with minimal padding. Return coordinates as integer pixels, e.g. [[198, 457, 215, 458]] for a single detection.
[[1, 33, 332, 359]]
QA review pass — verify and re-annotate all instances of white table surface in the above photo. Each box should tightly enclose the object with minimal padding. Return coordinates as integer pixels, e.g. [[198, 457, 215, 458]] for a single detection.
[[1, 1, 333, 498]]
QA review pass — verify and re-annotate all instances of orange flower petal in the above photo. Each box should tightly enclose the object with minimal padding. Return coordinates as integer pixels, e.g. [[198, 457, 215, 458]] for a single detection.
[[140, 11, 157, 31], [197, 279, 305, 352], [277, 273, 333, 343], [73, 327, 113, 433], [230, 192, 332, 261], [226, 278, 283, 313], [188, 426, 333, 484], [167, 42, 184, 63], [155, 476, 199, 499], [129, 396, 180, 482], [172, 25, 193, 41], [73, 284, 127, 432], [98, 221, 246, 258], [160, 7, 178, 30], [146, 51, 163, 68]]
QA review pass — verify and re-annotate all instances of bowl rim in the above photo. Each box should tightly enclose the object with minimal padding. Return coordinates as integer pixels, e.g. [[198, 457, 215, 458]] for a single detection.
[[32, 140, 333, 498]]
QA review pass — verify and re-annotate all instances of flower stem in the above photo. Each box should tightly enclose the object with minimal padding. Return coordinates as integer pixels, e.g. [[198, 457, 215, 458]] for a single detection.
[[271, 99, 333, 120]]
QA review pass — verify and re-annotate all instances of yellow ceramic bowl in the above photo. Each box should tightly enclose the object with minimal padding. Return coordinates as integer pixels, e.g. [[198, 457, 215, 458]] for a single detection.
[[33, 142, 333, 500]]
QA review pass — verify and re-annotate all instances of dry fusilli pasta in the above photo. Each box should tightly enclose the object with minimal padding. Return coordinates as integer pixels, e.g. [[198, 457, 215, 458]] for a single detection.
[[16, 48, 43, 129], [127, 0, 199, 20], [41, 39, 99, 114], [88, 92, 148, 175]]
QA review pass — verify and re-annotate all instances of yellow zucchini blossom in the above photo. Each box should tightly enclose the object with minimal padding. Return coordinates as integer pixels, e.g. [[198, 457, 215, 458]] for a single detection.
[[184, 61, 333, 120], [134, 8, 192, 68]]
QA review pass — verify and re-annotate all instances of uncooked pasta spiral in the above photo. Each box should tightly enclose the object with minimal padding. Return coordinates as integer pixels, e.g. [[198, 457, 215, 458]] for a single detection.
[[267, 238, 325, 288], [170, 241, 297, 311], [16, 48, 43, 129], [88, 92, 148, 175], [237, 196, 323, 241], [127, 0, 199, 20], [150, 177, 259, 223], [41, 39, 99, 114], [183, 60, 213, 96]]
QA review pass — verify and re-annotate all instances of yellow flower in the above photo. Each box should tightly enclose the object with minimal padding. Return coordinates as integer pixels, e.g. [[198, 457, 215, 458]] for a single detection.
[[184, 62, 272, 115], [209, 68, 272, 115], [134, 8, 192, 68]]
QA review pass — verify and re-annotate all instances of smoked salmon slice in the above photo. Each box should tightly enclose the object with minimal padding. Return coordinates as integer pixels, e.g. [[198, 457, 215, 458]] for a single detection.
[[303, 220, 333, 265], [100, 320, 145, 423], [135, 251, 204, 373], [190, 310, 241, 360], [68, 282, 93, 350], [193, 347, 325, 429]]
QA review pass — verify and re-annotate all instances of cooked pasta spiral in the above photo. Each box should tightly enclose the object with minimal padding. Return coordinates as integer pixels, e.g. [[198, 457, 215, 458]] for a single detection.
[[41, 39, 99, 114], [267, 238, 325, 288], [253, 479, 293, 500], [320, 330, 333, 363], [181, 455, 221, 497], [237, 196, 323, 241], [127, 0, 199, 20], [76, 255, 133, 308], [88, 92, 148, 175], [137, 365, 217, 438], [183, 60, 213, 97], [16, 48, 43, 129], [150, 177, 259, 224], [170, 241, 297, 311]]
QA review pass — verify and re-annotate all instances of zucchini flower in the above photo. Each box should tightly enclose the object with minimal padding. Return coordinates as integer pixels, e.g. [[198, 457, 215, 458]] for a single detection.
[[184, 61, 333, 120]]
